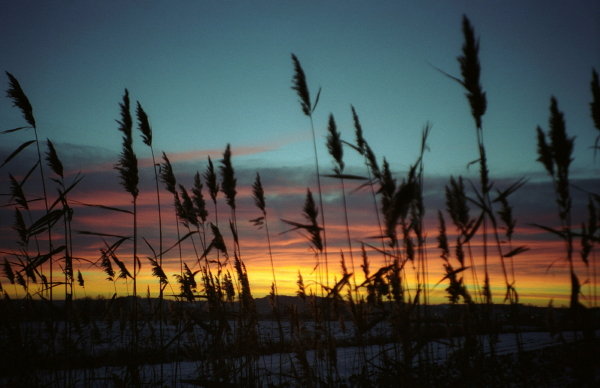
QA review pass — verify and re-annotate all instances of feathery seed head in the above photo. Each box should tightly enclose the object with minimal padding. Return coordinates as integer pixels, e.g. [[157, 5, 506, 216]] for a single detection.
[[326, 114, 344, 173], [117, 89, 133, 140], [303, 188, 322, 252], [204, 156, 219, 203], [549, 97, 573, 172], [291, 53, 311, 116], [445, 176, 470, 232], [6, 72, 36, 128], [136, 101, 153, 147], [192, 172, 208, 223], [459, 15, 487, 128], [535, 126, 554, 176], [179, 184, 198, 228], [115, 89, 138, 197], [160, 152, 177, 194], [219, 144, 237, 210], [45, 139, 64, 179], [252, 172, 266, 213], [351, 105, 365, 153]]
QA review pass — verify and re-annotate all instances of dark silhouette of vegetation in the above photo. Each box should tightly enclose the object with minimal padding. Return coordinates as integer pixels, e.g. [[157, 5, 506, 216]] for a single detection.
[[0, 15, 598, 387]]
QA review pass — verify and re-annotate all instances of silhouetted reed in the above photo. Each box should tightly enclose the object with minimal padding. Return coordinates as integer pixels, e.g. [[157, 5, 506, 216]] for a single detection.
[[0, 14, 598, 388], [291, 53, 329, 289], [114, 89, 141, 353], [535, 97, 579, 308]]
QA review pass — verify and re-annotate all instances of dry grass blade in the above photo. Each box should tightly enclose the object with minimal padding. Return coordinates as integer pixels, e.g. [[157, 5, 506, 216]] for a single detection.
[[27, 209, 65, 238], [1, 140, 35, 168], [1, 126, 29, 134], [71, 200, 133, 215], [5, 72, 36, 128], [502, 246, 529, 258], [22, 246, 66, 274]]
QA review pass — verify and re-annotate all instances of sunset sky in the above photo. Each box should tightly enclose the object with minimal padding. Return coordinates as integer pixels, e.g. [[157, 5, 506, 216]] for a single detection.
[[1, 1, 598, 306]]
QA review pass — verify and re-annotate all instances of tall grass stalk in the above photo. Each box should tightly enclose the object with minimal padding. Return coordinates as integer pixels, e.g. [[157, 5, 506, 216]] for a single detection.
[[251, 172, 277, 294], [114, 89, 140, 349], [325, 113, 358, 291], [291, 53, 329, 289], [160, 152, 184, 278], [535, 97, 578, 308], [5, 72, 55, 300], [136, 102, 164, 299], [348, 106, 388, 264]]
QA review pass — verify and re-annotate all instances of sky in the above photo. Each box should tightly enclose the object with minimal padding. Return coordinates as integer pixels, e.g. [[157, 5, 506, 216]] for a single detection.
[[0, 1, 599, 305]]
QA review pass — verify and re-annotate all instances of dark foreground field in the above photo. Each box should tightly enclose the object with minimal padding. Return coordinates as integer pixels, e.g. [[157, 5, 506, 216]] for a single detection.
[[1, 297, 598, 387]]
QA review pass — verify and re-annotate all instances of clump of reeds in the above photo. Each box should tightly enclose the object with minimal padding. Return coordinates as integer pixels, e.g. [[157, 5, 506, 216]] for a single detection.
[[113, 89, 141, 352], [535, 97, 579, 307], [291, 54, 329, 288]]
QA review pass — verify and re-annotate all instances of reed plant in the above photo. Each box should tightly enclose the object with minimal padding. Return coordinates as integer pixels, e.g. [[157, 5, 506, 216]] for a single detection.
[[1, 14, 599, 388], [291, 54, 329, 290], [114, 89, 140, 356]]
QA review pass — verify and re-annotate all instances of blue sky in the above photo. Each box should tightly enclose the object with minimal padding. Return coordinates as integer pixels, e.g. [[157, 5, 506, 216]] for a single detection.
[[1, 0, 598, 177]]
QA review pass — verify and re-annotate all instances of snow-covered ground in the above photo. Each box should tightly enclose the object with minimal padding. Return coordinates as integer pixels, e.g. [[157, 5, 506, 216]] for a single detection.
[[1, 318, 593, 387]]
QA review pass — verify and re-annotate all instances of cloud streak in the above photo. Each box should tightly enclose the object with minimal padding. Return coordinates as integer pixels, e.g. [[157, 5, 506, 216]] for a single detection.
[[0, 141, 596, 306]]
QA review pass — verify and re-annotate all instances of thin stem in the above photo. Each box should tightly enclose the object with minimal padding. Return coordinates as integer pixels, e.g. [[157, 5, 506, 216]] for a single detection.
[[309, 115, 329, 289], [33, 128, 53, 300]]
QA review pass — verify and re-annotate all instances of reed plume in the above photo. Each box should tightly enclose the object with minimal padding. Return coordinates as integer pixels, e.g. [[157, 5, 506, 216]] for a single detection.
[[114, 89, 140, 350], [5, 72, 55, 299], [291, 53, 328, 287], [204, 156, 220, 224], [160, 152, 185, 276], [251, 173, 277, 293], [6, 72, 35, 128], [535, 96, 579, 308], [115, 90, 139, 198]]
